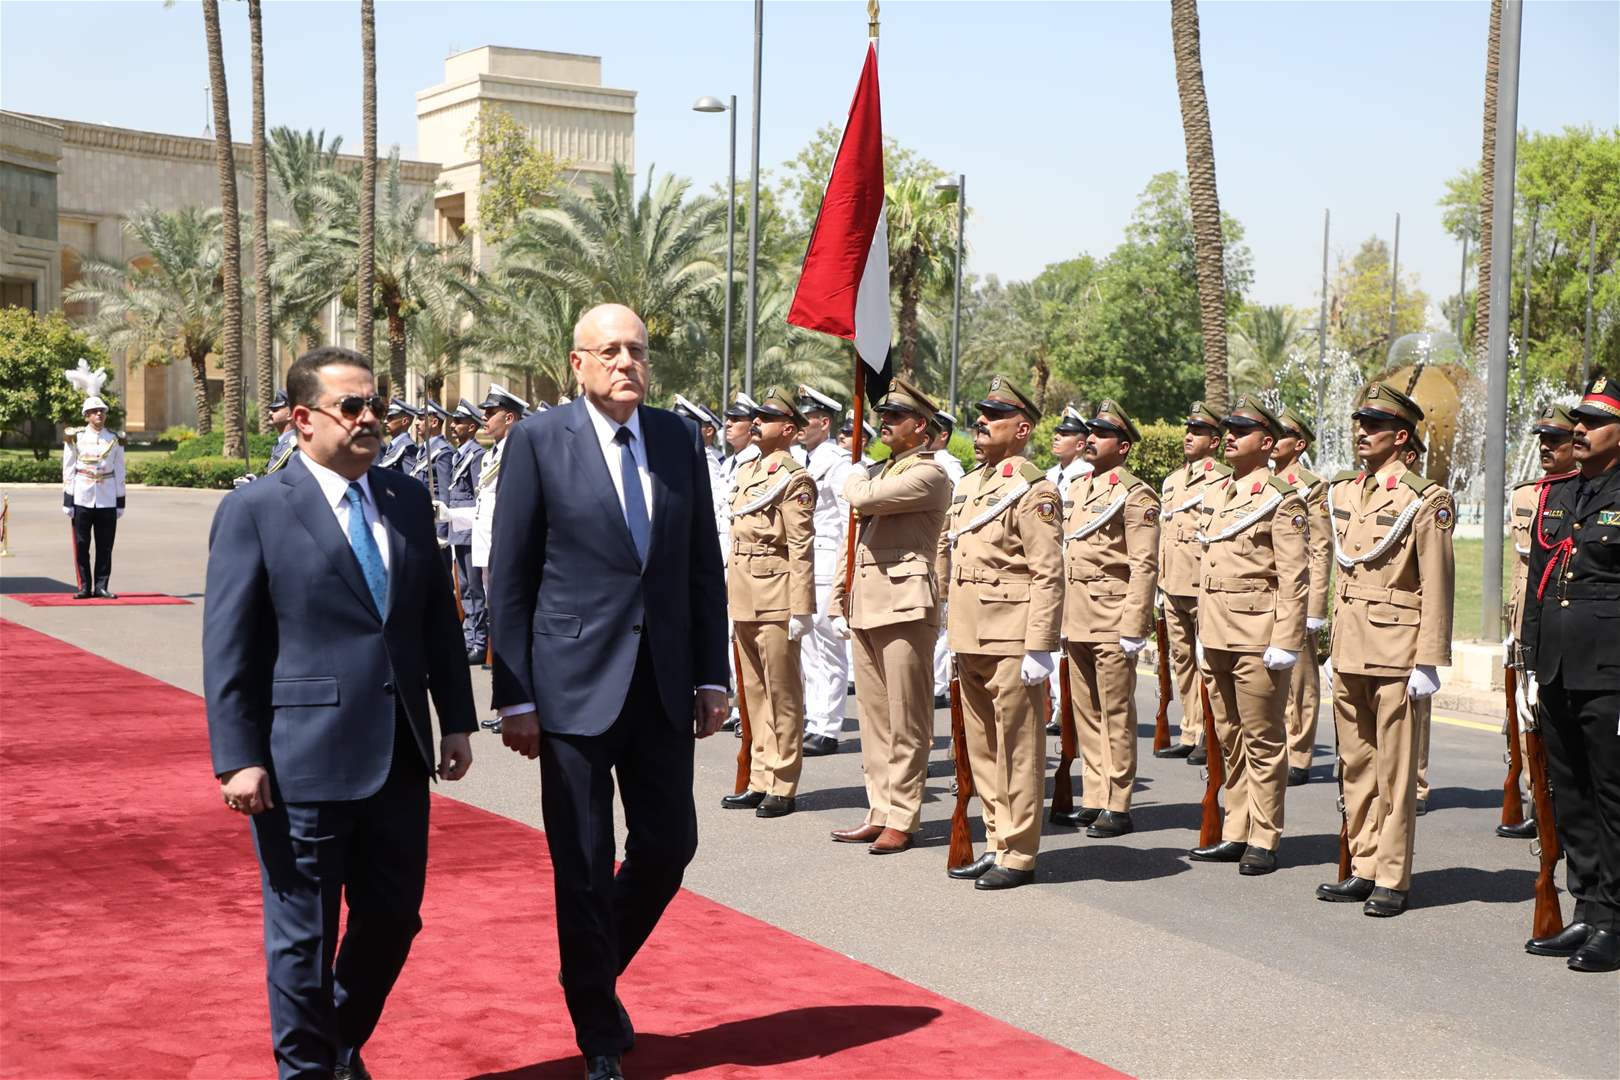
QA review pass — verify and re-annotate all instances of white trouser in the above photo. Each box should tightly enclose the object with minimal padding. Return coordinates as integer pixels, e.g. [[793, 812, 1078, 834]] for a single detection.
[[802, 579, 849, 740], [933, 624, 951, 697]]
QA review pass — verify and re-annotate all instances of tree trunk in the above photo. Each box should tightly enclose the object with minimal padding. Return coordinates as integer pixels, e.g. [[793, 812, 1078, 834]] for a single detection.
[[1031, 355, 1050, 413], [1471, 0, 1503, 361], [203, 0, 244, 458], [896, 257, 923, 380], [249, 0, 273, 435], [357, 0, 377, 364], [386, 297, 408, 399], [426, 375, 445, 403], [1170, 0, 1229, 416], [190, 353, 213, 436]]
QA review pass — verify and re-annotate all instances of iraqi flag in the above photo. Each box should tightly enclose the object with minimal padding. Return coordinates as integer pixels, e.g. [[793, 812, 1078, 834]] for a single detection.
[[787, 42, 891, 387]]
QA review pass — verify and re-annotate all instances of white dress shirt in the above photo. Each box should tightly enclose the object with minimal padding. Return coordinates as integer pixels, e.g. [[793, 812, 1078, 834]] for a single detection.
[[300, 455, 390, 572], [583, 395, 654, 529]]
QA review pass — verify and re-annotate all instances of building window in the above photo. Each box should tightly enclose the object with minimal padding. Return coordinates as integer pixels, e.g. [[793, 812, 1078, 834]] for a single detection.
[[0, 277, 38, 313]]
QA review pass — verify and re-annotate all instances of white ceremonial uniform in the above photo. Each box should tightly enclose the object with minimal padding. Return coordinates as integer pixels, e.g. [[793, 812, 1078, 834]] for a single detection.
[[445, 435, 507, 570], [932, 447, 967, 697], [1046, 457, 1095, 714], [802, 438, 855, 741], [63, 426, 126, 510], [717, 443, 760, 567]]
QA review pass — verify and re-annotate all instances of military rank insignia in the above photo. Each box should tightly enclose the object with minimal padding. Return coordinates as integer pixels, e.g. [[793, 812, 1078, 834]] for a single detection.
[[1598, 510, 1620, 526]]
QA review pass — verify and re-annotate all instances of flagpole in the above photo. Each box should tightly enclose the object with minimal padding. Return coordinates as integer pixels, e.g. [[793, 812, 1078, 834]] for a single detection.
[[842, 0, 880, 601]]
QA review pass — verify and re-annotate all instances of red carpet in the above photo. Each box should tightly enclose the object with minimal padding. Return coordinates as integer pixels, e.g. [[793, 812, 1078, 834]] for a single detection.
[[0, 620, 1120, 1079], [5, 591, 191, 607]]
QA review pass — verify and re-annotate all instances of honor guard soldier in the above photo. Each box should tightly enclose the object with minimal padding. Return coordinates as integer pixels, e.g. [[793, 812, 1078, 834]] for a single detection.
[[1271, 407, 1332, 785], [722, 388, 817, 818], [1520, 374, 1620, 972], [672, 393, 725, 499], [62, 393, 126, 599], [1401, 429, 1436, 816], [826, 377, 952, 854], [796, 384, 856, 756], [378, 399, 421, 473], [442, 384, 526, 641], [1052, 400, 1158, 837], [1315, 382, 1454, 917], [1500, 403, 1578, 838], [445, 398, 487, 662], [930, 410, 966, 706], [1045, 404, 1095, 733], [942, 375, 1064, 890], [1189, 397, 1309, 875], [1158, 402, 1231, 762], [717, 392, 760, 732], [264, 388, 296, 472], [410, 399, 455, 498], [838, 415, 877, 466]]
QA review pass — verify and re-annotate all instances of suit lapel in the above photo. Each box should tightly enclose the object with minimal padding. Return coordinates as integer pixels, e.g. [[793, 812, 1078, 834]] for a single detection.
[[565, 397, 642, 568], [281, 458, 382, 621]]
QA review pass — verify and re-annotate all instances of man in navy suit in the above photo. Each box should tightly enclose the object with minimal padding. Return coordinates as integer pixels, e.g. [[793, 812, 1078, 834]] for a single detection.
[[488, 304, 729, 1080], [204, 347, 476, 1080]]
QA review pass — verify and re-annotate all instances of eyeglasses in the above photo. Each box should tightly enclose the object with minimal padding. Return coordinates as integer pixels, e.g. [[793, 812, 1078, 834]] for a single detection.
[[577, 342, 650, 367], [316, 394, 387, 420]]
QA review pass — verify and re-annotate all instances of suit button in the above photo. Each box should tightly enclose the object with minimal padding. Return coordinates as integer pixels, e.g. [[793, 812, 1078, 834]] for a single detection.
[[632, 625, 642, 635], [1573, 522, 1582, 530], [1561, 599, 1569, 607], [384, 682, 394, 694]]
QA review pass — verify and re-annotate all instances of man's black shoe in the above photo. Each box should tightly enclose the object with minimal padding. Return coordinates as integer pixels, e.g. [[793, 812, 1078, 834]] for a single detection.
[[467, 650, 485, 665], [1414, 799, 1428, 817], [1316, 875, 1376, 902], [1496, 819, 1536, 839], [1363, 886, 1408, 917], [1053, 806, 1103, 828], [721, 789, 766, 809], [1568, 929, 1620, 973], [1526, 922, 1593, 957], [975, 865, 1035, 891], [755, 794, 795, 818], [333, 1054, 372, 1080], [803, 734, 838, 757], [721, 714, 741, 732], [1238, 845, 1277, 876], [1155, 744, 1194, 759], [1086, 810, 1134, 838], [1045, 719, 1061, 736], [585, 1054, 625, 1080], [1287, 767, 1310, 787], [73, 589, 93, 600], [947, 852, 997, 880], [1187, 747, 1207, 766], [933, 693, 949, 710], [1190, 840, 1246, 862], [93, 586, 117, 600]]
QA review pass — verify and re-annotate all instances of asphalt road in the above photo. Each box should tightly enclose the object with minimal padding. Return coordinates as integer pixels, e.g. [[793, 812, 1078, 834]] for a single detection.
[[2, 484, 1614, 1078]]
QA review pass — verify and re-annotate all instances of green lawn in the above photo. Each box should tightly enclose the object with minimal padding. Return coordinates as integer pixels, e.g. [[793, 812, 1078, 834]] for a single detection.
[[1452, 536, 1515, 640]]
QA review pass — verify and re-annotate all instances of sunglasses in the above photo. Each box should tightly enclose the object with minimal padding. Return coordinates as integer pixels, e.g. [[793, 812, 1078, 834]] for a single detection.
[[324, 394, 387, 419]]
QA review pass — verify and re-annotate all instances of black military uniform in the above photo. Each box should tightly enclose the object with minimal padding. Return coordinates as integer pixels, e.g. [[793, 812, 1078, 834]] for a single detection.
[[1520, 373, 1620, 973]]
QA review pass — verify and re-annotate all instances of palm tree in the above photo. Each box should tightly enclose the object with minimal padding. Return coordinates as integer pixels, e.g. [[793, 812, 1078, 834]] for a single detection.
[[248, 0, 272, 433], [1471, 0, 1503, 360], [407, 297, 470, 404], [1231, 305, 1304, 392], [66, 208, 226, 433], [1169, 0, 1230, 416], [499, 165, 727, 353], [461, 270, 583, 403], [201, 0, 244, 456], [886, 173, 958, 379], [357, 0, 377, 367], [267, 126, 343, 350]]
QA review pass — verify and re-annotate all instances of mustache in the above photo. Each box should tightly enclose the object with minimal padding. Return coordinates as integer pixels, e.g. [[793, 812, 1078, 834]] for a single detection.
[[1573, 435, 1591, 448], [972, 423, 989, 436]]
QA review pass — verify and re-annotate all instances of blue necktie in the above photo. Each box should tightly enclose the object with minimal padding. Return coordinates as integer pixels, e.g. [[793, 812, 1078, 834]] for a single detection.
[[613, 427, 651, 563], [344, 482, 389, 615]]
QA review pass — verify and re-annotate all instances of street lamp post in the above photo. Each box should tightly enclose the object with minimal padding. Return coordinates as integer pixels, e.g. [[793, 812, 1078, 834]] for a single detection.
[[744, 0, 763, 397], [693, 94, 737, 406], [935, 175, 965, 412]]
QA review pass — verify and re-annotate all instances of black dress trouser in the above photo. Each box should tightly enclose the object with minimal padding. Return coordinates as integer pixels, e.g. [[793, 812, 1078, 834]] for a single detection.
[[1539, 680, 1620, 932], [538, 641, 698, 1057], [70, 506, 117, 590]]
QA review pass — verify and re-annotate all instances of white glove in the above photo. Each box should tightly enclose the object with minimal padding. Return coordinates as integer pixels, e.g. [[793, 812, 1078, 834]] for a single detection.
[[938, 601, 949, 624], [1306, 616, 1326, 632], [1262, 646, 1299, 671], [1407, 665, 1440, 700], [1119, 636, 1146, 658], [1322, 657, 1333, 684], [830, 615, 851, 640], [432, 500, 451, 525], [62, 505, 72, 516], [233, 474, 255, 489], [1195, 638, 1207, 671], [1524, 672, 1538, 709], [1020, 650, 1057, 685], [1502, 634, 1515, 665], [787, 614, 813, 642], [116, 508, 124, 520]]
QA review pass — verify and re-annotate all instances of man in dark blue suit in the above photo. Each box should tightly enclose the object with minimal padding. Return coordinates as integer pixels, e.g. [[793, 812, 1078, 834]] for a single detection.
[[204, 347, 477, 1080], [488, 303, 729, 1080]]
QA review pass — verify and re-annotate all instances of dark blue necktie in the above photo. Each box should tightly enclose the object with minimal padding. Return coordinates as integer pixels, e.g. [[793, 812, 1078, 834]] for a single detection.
[[344, 482, 389, 614], [613, 427, 651, 563]]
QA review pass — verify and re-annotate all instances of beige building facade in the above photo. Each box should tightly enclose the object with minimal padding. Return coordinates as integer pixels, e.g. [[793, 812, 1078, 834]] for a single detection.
[[0, 45, 634, 434]]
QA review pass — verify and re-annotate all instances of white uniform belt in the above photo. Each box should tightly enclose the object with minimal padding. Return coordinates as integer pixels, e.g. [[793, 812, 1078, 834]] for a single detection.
[[75, 469, 113, 480]]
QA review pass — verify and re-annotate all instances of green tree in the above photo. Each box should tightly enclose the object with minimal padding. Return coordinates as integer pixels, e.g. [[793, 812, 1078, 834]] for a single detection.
[[266, 126, 344, 351], [1328, 236, 1431, 372], [464, 103, 567, 245], [247, 0, 273, 433], [201, 0, 245, 458], [0, 309, 116, 457], [356, 0, 377, 364], [886, 173, 959, 378], [461, 270, 582, 404], [65, 207, 226, 434], [1230, 304, 1305, 393]]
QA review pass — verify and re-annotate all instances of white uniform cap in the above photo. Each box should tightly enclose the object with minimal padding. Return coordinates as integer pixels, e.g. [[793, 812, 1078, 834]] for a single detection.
[[82, 396, 109, 414]]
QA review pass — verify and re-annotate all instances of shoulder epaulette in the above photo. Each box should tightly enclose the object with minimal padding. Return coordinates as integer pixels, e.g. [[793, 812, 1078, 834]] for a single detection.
[[1400, 472, 1437, 495], [1266, 475, 1296, 495], [1332, 469, 1361, 483], [963, 462, 985, 478], [776, 454, 804, 473], [1209, 460, 1233, 477], [1112, 466, 1149, 491], [1018, 460, 1045, 483], [1512, 477, 1541, 490]]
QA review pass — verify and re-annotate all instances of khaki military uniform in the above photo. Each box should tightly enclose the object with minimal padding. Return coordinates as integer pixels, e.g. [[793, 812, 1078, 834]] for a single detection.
[[1061, 467, 1159, 813], [1276, 463, 1332, 771], [829, 446, 952, 834], [1327, 459, 1455, 891], [944, 456, 1064, 871], [1160, 457, 1232, 747], [729, 449, 817, 796], [1197, 467, 1310, 850]]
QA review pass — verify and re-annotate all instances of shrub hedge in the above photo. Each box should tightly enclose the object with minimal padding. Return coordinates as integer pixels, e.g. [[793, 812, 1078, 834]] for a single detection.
[[0, 452, 246, 489], [171, 430, 278, 462]]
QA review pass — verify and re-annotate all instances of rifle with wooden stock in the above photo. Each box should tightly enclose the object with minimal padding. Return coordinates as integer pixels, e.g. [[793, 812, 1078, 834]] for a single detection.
[[1197, 674, 1224, 847], [1049, 653, 1078, 821], [1335, 754, 1352, 880], [731, 638, 755, 796], [947, 664, 975, 870], [1524, 721, 1565, 939], [1501, 662, 1525, 827], [1152, 610, 1172, 753]]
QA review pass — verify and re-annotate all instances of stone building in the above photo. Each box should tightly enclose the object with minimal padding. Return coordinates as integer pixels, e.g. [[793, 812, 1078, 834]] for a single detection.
[[0, 45, 634, 434]]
